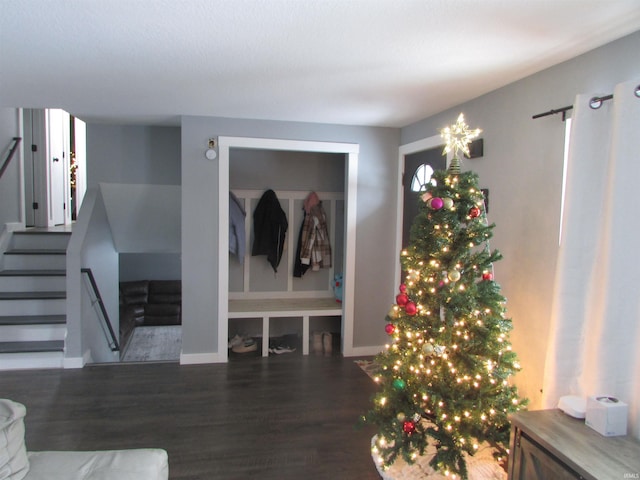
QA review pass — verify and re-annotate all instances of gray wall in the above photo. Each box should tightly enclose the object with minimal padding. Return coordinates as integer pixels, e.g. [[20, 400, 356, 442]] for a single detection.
[[181, 116, 399, 357], [119, 253, 181, 281], [401, 31, 640, 408], [229, 149, 345, 293], [87, 125, 182, 280], [87, 124, 181, 187], [229, 149, 345, 192], [0, 108, 22, 228]]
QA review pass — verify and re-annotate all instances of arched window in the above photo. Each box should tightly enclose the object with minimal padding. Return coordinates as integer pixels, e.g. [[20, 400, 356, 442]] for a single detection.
[[410, 164, 435, 192]]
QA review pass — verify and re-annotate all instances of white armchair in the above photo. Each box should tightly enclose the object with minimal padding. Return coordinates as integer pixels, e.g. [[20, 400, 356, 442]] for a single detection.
[[0, 399, 168, 480]]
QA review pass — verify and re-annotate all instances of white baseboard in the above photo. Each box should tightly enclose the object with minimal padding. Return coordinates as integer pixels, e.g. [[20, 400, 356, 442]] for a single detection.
[[5, 222, 25, 232], [344, 345, 384, 357], [180, 351, 227, 365], [0, 351, 64, 370], [63, 356, 85, 369]]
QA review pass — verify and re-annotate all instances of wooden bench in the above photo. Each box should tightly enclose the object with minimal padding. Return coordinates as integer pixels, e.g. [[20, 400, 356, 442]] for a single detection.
[[228, 297, 342, 356]]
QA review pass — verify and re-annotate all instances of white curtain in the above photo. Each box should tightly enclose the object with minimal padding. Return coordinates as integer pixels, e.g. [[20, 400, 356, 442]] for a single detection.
[[543, 79, 640, 439]]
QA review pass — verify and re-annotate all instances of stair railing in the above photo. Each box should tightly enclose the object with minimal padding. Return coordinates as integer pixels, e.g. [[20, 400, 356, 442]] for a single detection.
[[0, 137, 22, 181], [81, 268, 120, 352]]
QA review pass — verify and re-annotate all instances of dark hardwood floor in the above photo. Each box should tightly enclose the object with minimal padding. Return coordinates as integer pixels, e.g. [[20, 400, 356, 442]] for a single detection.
[[0, 355, 380, 479]]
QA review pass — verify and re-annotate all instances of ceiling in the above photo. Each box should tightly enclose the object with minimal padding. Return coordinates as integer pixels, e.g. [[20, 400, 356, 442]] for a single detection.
[[1, 0, 640, 128]]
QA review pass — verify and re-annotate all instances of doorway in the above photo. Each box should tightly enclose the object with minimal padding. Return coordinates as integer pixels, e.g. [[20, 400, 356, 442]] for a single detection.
[[22, 109, 86, 228], [395, 134, 447, 287], [402, 147, 446, 249], [217, 136, 359, 361]]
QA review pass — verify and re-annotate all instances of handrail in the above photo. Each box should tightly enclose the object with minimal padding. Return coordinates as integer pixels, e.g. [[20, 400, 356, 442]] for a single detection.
[[0, 137, 22, 180], [80, 268, 120, 352]]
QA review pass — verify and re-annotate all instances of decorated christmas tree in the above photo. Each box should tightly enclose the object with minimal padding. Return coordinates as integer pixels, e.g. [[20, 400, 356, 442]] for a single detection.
[[363, 114, 527, 479]]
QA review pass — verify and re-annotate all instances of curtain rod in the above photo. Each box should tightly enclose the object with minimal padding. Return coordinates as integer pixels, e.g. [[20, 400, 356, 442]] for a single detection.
[[532, 93, 614, 121]]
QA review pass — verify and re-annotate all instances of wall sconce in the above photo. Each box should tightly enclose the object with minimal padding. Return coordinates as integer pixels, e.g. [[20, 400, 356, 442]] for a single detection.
[[205, 138, 217, 160]]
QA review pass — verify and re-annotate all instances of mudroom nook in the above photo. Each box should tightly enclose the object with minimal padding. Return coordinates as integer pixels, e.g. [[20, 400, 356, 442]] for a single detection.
[[215, 136, 359, 362], [226, 146, 347, 357]]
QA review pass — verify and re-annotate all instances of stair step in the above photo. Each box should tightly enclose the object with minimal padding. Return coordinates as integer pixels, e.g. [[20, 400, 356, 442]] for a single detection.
[[0, 297, 66, 316], [0, 229, 70, 370], [0, 272, 66, 291], [0, 291, 65, 300], [0, 315, 66, 325], [10, 231, 71, 250], [5, 249, 66, 255], [0, 269, 65, 276], [2, 252, 67, 270], [0, 322, 66, 341], [0, 350, 65, 370], [0, 340, 64, 354]]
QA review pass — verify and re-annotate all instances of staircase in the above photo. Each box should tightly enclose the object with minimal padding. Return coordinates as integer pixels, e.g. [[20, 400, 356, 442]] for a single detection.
[[0, 229, 70, 370]]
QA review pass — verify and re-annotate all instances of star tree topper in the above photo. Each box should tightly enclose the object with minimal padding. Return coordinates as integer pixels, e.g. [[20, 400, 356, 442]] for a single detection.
[[441, 113, 481, 159]]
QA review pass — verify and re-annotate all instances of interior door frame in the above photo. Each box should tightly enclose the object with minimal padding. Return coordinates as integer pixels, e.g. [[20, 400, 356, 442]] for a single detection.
[[395, 134, 448, 288], [217, 136, 359, 361], [22, 108, 77, 228]]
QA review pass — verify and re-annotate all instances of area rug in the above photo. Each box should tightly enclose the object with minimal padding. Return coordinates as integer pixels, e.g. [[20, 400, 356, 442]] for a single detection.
[[372, 435, 506, 480], [358, 359, 506, 480], [122, 326, 181, 362], [355, 359, 380, 380]]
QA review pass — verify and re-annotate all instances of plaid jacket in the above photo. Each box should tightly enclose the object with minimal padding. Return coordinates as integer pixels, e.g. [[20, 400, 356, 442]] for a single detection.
[[299, 202, 332, 271]]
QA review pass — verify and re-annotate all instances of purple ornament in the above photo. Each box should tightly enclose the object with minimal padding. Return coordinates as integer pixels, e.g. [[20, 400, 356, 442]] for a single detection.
[[430, 197, 444, 210]]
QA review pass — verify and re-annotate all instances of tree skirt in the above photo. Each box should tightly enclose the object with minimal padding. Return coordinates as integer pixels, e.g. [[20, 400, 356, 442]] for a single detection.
[[122, 326, 181, 362], [371, 436, 507, 480]]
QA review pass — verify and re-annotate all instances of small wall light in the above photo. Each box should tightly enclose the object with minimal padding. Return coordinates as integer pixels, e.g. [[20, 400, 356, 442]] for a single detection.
[[205, 138, 217, 160]]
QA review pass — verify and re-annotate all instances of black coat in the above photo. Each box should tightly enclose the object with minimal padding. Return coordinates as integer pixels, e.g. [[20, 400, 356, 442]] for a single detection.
[[252, 189, 288, 272]]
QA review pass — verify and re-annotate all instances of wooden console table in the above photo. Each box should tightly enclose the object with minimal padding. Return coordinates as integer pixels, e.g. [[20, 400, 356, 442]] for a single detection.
[[508, 409, 640, 480]]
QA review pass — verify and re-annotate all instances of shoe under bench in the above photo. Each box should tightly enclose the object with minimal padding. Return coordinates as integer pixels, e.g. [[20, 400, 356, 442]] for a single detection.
[[228, 297, 342, 356]]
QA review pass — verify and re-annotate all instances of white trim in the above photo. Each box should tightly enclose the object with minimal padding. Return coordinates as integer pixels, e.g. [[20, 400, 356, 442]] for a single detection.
[[228, 291, 334, 300], [346, 345, 385, 357], [341, 151, 358, 357], [180, 351, 226, 365], [395, 135, 445, 289], [0, 352, 64, 371], [0, 223, 24, 269], [232, 189, 345, 200], [219, 136, 359, 362], [63, 355, 85, 369], [220, 136, 359, 155], [218, 141, 230, 362], [16, 108, 26, 227]]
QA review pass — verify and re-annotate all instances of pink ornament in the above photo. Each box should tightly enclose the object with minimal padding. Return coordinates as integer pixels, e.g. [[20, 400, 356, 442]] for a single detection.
[[385, 323, 396, 335], [482, 271, 493, 281], [396, 293, 409, 307], [405, 302, 417, 316], [399, 284, 407, 293], [430, 197, 444, 210]]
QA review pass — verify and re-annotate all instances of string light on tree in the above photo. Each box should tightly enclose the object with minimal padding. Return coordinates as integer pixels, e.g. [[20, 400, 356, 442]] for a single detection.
[[362, 114, 527, 480]]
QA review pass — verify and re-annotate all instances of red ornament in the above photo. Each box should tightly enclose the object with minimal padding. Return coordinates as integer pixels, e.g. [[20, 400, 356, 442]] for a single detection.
[[482, 271, 493, 281], [405, 302, 417, 316], [469, 206, 481, 218], [385, 323, 396, 335], [403, 420, 416, 434], [396, 293, 409, 307], [399, 284, 407, 293]]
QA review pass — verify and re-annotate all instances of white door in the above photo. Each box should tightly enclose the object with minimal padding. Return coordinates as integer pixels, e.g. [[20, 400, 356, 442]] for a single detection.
[[48, 109, 66, 225], [73, 116, 87, 218]]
